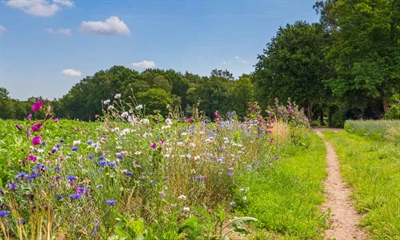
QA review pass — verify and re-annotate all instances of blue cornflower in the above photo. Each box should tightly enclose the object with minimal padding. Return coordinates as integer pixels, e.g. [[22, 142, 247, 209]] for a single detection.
[[106, 200, 116, 205], [72, 147, 79, 152], [55, 143, 62, 148], [125, 171, 133, 176], [195, 176, 206, 180], [70, 193, 82, 199], [60, 140, 64, 143], [108, 161, 116, 168], [77, 187, 87, 194], [87, 140, 93, 145], [16, 172, 27, 179], [0, 211, 10, 217], [88, 154, 94, 160], [55, 166, 61, 172], [99, 156, 104, 160], [18, 219, 25, 225], [41, 142, 46, 146], [56, 194, 65, 200], [116, 154, 123, 159], [28, 174, 39, 180], [228, 173, 233, 177], [93, 220, 100, 226], [99, 160, 107, 166], [67, 175, 76, 181], [8, 182, 18, 191]]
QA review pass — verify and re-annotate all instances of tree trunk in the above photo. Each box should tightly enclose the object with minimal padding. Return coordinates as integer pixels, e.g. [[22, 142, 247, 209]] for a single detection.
[[306, 102, 313, 120], [381, 92, 389, 113]]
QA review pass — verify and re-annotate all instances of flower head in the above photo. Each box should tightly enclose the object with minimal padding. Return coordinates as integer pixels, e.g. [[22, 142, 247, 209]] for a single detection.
[[70, 193, 82, 199], [106, 200, 116, 205], [0, 211, 10, 217], [103, 99, 110, 105], [32, 136, 42, 146], [114, 93, 121, 99], [31, 99, 43, 111], [27, 114, 32, 120], [31, 122, 43, 132], [26, 154, 37, 162]]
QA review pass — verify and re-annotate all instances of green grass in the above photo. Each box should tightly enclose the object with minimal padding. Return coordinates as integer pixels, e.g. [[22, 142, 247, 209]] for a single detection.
[[237, 129, 328, 239], [323, 131, 400, 239]]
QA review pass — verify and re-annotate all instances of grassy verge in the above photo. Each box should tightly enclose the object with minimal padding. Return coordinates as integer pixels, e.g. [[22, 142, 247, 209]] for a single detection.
[[236, 129, 328, 239], [323, 131, 400, 239]]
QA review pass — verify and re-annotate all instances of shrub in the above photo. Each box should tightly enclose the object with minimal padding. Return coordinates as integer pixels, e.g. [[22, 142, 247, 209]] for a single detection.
[[384, 94, 400, 120], [264, 98, 310, 129]]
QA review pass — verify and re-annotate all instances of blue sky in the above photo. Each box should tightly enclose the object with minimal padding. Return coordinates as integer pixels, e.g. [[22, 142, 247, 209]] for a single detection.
[[0, 0, 319, 100]]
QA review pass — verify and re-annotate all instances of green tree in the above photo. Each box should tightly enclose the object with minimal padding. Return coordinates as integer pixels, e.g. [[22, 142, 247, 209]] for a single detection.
[[136, 88, 173, 116], [253, 21, 331, 119], [321, 0, 400, 113], [230, 75, 255, 118]]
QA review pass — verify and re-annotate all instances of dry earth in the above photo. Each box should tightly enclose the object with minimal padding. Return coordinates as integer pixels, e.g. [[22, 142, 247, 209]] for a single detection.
[[314, 129, 369, 240]]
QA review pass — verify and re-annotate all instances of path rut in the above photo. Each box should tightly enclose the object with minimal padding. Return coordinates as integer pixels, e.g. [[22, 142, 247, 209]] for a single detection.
[[314, 129, 369, 240]]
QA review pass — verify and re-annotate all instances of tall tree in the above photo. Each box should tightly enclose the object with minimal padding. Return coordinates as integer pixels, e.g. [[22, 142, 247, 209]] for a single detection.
[[253, 21, 331, 119], [321, 0, 400, 113]]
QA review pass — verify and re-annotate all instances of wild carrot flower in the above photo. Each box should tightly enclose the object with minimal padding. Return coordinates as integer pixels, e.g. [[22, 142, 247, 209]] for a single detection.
[[32, 136, 42, 145]]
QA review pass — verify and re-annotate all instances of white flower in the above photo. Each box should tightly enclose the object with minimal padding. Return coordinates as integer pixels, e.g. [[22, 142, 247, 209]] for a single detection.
[[103, 99, 110, 105], [73, 140, 81, 145], [107, 105, 114, 111], [141, 119, 149, 124], [135, 104, 143, 110], [242, 196, 247, 201], [114, 93, 121, 99], [121, 112, 129, 118], [134, 151, 142, 155], [230, 201, 236, 206], [183, 207, 190, 212], [165, 118, 173, 125], [178, 195, 187, 200]]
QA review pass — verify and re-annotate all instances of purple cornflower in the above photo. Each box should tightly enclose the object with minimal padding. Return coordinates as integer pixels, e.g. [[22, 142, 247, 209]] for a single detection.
[[88, 155, 94, 160], [195, 176, 206, 180], [77, 187, 86, 194], [18, 219, 25, 225], [228, 173, 233, 177], [70, 193, 82, 199], [67, 175, 76, 181], [106, 200, 116, 205], [87, 140, 93, 145], [108, 161, 116, 168], [28, 174, 39, 180], [93, 220, 100, 226], [72, 147, 79, 152], [16, 172, 27, 179], [99, 160, 107, 166], [8, 182, 18, 191], [56, 194, 65, 200], [125, 171, 133, 176], [0, 211, 10, 217], [99, 156, 104, 160]]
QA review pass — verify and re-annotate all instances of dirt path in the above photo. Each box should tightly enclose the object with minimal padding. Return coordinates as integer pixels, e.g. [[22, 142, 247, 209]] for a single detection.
[[314, 129, 369, 240]]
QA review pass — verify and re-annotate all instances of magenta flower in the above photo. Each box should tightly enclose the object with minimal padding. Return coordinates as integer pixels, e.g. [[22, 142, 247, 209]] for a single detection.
[[31, 122, 43, 132], [31, 100, 43, 111], [151, 142, 157, 149], [32, 136, 42, 146], [54, 118, 59, 123], [27, 114, 32, 120], [26, 155, 37, 162]]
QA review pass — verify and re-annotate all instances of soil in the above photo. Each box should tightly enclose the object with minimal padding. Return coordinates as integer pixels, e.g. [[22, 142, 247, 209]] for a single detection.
[[314, 129, 369, 240]]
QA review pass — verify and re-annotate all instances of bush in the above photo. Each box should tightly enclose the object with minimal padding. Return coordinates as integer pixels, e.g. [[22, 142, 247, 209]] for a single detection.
[[264, 98, 310, 129], [384, 94, 400, 120]]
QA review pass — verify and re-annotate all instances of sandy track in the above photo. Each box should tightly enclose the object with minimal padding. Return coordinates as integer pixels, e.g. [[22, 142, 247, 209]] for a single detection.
[[314, 129, 369, 240]]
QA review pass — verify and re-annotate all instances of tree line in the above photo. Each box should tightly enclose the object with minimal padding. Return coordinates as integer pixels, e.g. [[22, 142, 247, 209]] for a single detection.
[[1, 0, 400, 126]]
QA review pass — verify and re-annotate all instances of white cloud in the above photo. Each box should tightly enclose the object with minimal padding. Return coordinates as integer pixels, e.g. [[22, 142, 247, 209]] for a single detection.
[[5, 0, 73, 17], [45, 28, 71, 36], [81, 16, 131, 36], [0, 26, 6, 34], [131, 60, 156, 69], [234, 56, 246, 64], [62, 69, 81, 77], [53, 0, 73, 7]]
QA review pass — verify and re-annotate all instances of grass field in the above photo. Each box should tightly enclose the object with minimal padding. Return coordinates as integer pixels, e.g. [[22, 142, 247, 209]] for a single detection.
[[324, 130, 400, 239]]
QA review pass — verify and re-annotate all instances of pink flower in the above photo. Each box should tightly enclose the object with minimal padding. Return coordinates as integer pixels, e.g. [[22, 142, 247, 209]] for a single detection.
[[26, 155, 37, 162], [32, 136, 42, 146], [31, 122, 43, 132], [31, 100, 43, 111], [151, 142, 156, 149], [27, 114, 32, 120], [54, 118, 59, 123]]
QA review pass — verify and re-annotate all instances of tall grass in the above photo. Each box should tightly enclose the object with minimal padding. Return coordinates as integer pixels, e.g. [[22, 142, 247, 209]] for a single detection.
[[344, 120, 400, 143]]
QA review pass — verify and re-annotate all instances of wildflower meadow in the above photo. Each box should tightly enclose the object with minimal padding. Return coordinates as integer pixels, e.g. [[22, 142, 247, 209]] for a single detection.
[[0, 96, 325, 239]]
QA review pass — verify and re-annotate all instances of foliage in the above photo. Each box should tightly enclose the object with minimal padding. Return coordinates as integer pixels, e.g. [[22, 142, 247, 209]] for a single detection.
[[253, 21, 331, 119], [384, 94, 400, 120], [324, 131, 400, 238]]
